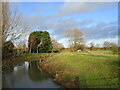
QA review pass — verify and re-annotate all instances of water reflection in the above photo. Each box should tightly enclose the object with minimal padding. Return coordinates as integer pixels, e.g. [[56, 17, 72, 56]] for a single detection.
[[3, 61, 61, 88], [28, 61, 49, 82]]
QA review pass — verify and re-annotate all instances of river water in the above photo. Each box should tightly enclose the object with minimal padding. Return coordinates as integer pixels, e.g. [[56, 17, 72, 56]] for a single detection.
[[2, 60, 61, 88]]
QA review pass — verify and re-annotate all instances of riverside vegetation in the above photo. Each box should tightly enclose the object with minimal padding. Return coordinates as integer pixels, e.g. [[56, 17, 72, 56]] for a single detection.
[[39, 50, 119, 88], [2, 50, 119, 88]]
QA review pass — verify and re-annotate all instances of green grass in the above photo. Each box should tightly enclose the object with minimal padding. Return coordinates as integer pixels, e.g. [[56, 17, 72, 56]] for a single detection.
[[44, 51, 118, 88], [20, 53, 56, 56], [88, 50, 112, 53]]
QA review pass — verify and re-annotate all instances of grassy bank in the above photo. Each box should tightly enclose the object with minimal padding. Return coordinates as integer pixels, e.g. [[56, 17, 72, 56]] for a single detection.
[[19, 53, 56, 56], [39, 51, 119, 88]]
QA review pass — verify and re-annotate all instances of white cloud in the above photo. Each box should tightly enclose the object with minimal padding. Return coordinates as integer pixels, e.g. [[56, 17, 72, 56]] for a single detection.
[[84, 21, 118, 40], [58, 35, 118, 48], [55, 2, 116, 17], [86, 36, 118, 46]]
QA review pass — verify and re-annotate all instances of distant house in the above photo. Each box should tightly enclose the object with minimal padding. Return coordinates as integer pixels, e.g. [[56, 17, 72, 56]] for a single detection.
[[77, 50, 81, 52]]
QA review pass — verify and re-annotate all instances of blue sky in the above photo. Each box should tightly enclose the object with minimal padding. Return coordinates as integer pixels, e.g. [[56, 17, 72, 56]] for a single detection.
[[19, 2, 64, 16], [12, 2, 118, 47], [18, 2, 117, 21]]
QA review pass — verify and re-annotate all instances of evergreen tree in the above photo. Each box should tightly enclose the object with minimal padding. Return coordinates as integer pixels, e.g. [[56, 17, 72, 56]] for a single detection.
[[28, 31, 52, 53]]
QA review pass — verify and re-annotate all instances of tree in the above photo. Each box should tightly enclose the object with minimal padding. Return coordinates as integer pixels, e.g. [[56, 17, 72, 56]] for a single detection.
[[37, 38, 45, 53], [66, 28, 85, 52], [1, 2, 28, 53], [3, 41, 14, 53], [109, 43, 118, 54], [51, 38, 64, 52], [28, 31, 52, 53], [95, 44, 100, 50], [89, 42, 95, 50], [103, 41, 111, 50], [22, 43, 27, 53], [103, 41, 118, 53], [15, 39, 28, 54], [28, 35, 37, 53]]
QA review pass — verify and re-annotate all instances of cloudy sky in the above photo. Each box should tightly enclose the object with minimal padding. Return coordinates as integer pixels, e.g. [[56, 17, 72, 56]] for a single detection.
[[11, 1, 118, 47]]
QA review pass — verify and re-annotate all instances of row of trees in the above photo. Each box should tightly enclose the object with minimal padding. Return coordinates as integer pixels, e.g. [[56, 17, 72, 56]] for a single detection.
[[65, 28, 119, 54], [3, 30, 65, 54], [87, 41, 119, 54]]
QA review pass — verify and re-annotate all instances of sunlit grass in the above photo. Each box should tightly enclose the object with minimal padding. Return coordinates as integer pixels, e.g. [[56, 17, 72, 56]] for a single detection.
[[20, 53, 56, 56], [43, 51, 118, 88]]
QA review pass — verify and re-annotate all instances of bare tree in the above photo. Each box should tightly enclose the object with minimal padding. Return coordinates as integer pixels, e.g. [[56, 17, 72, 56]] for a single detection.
[[0, 2, 2, 67], [110, 43, 118, 54], [66, 28, 73, 47], [89, 42, 95, 50], [51, 38, 64, 51], [103, 41, 118, 53], [65, 28, 85, 51], [1, 2, 28, 49], [103, 41, 111, 50], [0, 2, 2, 48], [15, 39, 27, 54], [22, 43, 27, 53], [95, 43, 100, 50]]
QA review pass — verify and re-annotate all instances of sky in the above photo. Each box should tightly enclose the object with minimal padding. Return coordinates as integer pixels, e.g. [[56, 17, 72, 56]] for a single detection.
[[10, 1, 118, 48]]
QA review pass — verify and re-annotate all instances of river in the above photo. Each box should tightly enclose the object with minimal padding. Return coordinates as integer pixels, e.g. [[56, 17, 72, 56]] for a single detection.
[[2, 60, 62, 88]]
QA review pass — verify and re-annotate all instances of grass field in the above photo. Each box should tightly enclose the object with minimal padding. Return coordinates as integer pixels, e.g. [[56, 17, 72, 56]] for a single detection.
[[40, 50, 119, 88]]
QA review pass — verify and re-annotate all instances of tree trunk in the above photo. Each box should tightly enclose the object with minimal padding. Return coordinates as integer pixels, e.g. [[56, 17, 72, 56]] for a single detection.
[[37, 47, 38, 53], [29, 46, 31, 53]]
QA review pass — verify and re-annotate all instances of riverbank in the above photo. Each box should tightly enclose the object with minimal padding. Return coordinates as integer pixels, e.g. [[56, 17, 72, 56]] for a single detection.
[[39, 51, 119, 88], [3, 58, 62, 88], [2, 53, 56, 73]]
